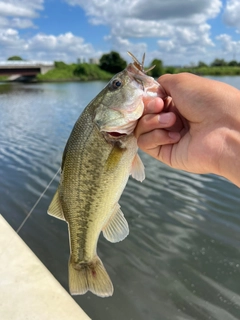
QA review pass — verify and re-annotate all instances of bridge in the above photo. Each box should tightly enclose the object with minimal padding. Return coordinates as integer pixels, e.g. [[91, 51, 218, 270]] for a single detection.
[[0, 61, 54, 79]]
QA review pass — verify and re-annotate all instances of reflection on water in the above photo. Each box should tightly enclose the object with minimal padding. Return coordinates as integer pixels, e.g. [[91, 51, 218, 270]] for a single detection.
[[1, 79, 240, 320]]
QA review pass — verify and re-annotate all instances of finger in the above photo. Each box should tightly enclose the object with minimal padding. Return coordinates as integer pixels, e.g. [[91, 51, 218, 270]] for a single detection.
[[142, 96, 164, 115], [137, 129, 180, 155], [163, 96, 173, 110], [135, 112, 177, 138], [157, 74, 175, 97]]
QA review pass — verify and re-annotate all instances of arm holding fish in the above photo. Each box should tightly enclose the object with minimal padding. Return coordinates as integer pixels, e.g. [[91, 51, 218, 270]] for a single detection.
[[135, 73, 240, 187]]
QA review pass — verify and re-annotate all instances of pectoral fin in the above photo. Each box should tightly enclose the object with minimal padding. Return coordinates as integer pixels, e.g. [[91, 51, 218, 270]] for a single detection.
[[47, 190, 65, 220], [131, 153, 145, 182], [102, 204, 129, 243]]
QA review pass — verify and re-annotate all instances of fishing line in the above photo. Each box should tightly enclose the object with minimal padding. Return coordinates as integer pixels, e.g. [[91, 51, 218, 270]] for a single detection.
[[16, 167, 61, 234]]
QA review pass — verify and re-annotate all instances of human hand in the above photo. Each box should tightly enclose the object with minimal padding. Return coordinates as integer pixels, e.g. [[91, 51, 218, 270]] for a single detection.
[[135, 73, 240, 186]]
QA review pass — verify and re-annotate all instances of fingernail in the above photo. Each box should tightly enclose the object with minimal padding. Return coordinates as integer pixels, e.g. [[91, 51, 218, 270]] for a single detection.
[[168, 131, 180, 140], [158, 113, 172, 124]]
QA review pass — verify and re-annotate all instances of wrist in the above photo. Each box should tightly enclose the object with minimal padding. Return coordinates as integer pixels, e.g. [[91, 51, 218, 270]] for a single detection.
[[218, 127, 240, 187]]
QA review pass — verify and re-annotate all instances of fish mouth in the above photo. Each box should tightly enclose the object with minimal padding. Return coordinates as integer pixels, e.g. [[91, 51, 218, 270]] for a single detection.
[[106, 131, 127, 138]]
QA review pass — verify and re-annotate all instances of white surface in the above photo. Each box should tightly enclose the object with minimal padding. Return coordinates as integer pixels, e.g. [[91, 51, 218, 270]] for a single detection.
[[0, 215, 91, 320]]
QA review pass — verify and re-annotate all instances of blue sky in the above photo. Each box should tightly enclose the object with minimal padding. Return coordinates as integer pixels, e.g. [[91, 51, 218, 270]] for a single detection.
[[0, 0, 240, 66]]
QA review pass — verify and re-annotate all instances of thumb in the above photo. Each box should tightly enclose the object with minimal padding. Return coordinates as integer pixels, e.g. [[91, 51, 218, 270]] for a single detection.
[[157, 74, 176, 98], [157, 73, 200, 121]]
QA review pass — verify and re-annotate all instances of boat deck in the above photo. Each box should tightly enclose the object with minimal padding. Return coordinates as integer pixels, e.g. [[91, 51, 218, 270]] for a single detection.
[[0, 215, 91, 320]]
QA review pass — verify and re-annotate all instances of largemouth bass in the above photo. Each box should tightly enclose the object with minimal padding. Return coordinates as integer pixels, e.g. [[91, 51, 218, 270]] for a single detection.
[[48, 52, 160, 297]]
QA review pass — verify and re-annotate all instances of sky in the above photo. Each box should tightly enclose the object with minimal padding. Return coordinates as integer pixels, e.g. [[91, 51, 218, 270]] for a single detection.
[[0, 0, 240, 66]]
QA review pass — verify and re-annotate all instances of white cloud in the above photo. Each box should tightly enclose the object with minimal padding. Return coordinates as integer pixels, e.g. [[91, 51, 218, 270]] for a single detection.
[[26, 32, 95, 59], [0, 1, 43, 18], [0, 31, 98, 62], [0, 0, 238, 65], [222, 0, 240, 30], [11, 18, 36, 29], [0, 0, 43, 32], [65, 0, 222, 28], [65, 0, 222, 65], [0, 16, 9, 27], [67, 0, 222, 23], [104, 35, 148, 63], [131, 0, 221, 22], [0, 0, 98, 62], [0, 29, 26, 59], [216, 34, 240, 57]]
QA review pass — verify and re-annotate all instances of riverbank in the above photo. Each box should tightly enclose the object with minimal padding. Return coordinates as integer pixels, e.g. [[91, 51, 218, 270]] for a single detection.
[[36, 64, 240, 80], [1, 64, 240, 83], [176, 65, 240, 76], [37, 62, 113, 82]]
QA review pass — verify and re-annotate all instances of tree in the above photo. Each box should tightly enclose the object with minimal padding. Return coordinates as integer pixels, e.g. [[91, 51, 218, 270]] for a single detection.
[[99, 51, 127, 74], [74, 63, 92, 77], [7, 56, 23, 61], [228, 60, 238, 66], [164, 66, 175, 74], [211, 58, 227, 67], [54, 61, 68, 68], [149, 59, 164, 77], [198, 61, 208, 68]]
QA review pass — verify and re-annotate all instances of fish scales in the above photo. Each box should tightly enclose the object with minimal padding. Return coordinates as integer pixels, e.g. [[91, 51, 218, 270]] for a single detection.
[[48, 52, 161, 297], [62, 118, 136, 263]]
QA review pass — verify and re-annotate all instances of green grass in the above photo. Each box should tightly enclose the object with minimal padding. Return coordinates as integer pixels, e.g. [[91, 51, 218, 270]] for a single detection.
[[73, 63, 113, 81], [37, 62, 113, 82], [37, 63, 78, 81], [0, 76, 8, 81], [174, 66, 240, 76]]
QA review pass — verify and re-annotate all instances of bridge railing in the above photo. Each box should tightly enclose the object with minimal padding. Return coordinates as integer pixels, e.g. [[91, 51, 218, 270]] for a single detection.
[[0, 61, 54, 66]]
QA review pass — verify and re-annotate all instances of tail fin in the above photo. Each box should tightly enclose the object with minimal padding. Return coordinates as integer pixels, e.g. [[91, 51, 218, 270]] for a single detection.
[[69, 255, 113, 297]]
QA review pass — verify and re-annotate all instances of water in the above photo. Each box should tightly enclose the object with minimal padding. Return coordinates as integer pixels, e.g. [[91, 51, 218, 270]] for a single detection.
[[1, 77, 240, 320]]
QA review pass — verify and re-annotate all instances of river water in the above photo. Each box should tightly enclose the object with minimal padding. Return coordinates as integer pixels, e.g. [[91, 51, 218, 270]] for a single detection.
[[1, 76, 240, 320]]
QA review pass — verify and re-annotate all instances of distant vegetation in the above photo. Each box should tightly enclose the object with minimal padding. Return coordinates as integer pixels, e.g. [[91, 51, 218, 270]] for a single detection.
[[148, 58, 240, 76], [175, 58, 240, 76], [2, 53, 240, 83], [176, 65, 240, 76], [37, 60, 113, 82], [148, 59, 164, 77], [7, 56, 23, 61], [38, 54, 240, 81], [99, 51, 127, 74], [73, 63, 113, 81]]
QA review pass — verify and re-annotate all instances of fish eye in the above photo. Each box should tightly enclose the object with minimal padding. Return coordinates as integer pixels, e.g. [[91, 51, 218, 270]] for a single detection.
[[111, 79, 122, 90]]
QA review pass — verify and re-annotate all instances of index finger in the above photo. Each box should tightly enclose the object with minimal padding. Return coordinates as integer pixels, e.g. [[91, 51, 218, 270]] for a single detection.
[[142, 96, 164, 116]]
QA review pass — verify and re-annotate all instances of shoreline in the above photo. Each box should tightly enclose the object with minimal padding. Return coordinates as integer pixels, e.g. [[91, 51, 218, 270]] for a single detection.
[[1, 70, 240, 84]]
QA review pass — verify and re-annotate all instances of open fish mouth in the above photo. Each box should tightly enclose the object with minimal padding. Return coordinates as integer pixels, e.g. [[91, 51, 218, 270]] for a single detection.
[[99, 118, 139, 137], [106, 132, 127, 137]]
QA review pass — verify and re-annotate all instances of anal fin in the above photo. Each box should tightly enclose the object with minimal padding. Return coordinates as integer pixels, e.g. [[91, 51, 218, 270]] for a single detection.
[[102, 203, 129, 243], [47, 189, 65, 220]]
